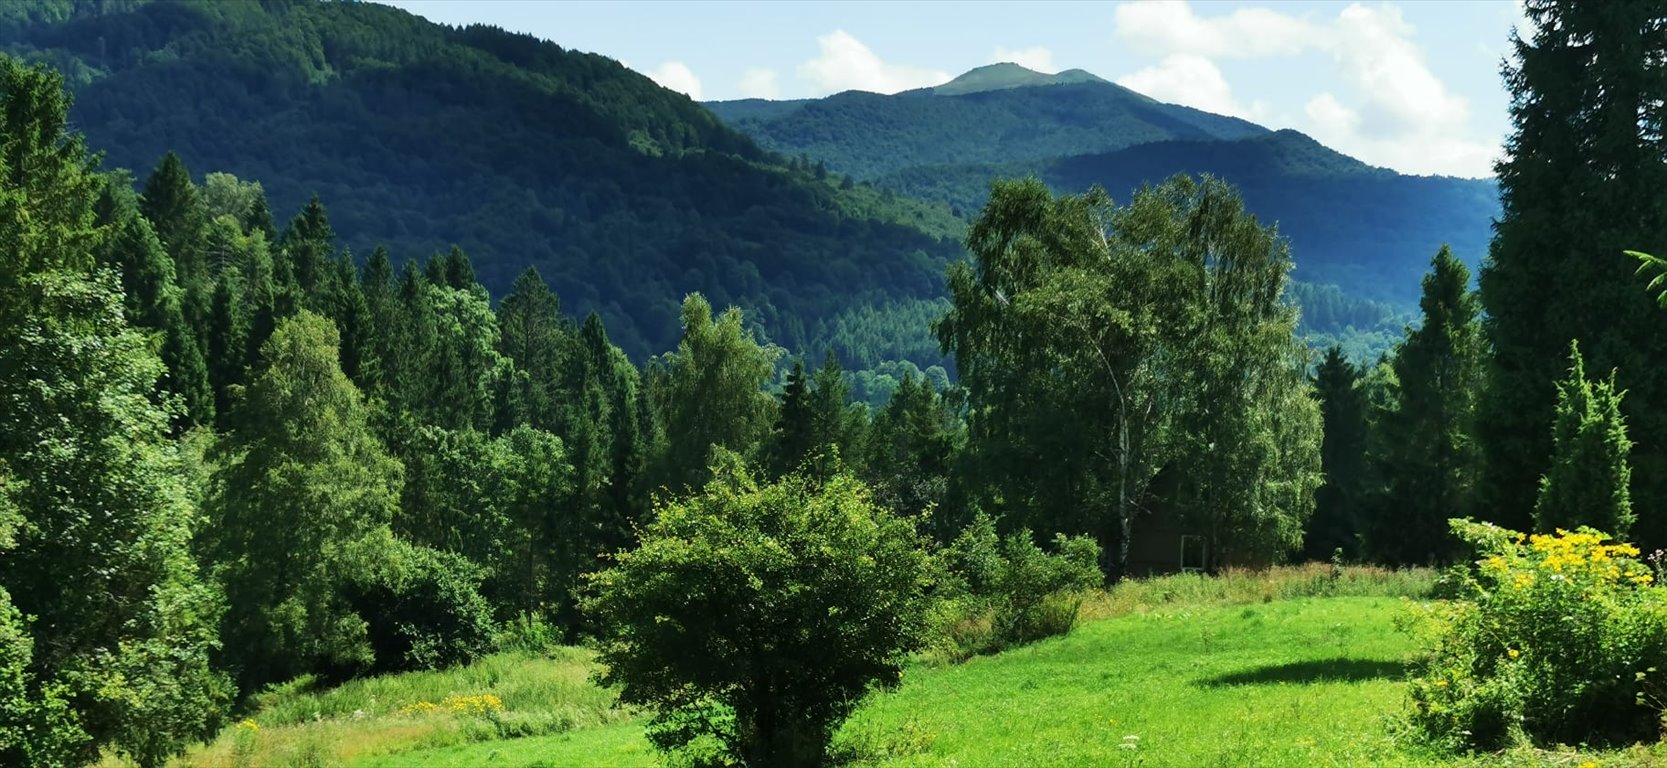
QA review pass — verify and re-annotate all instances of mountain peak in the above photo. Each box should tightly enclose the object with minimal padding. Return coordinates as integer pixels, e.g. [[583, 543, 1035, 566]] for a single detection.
[[932, 62, 1109, 96]]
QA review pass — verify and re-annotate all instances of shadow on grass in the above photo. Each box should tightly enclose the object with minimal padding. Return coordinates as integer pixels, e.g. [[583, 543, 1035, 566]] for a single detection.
[[1196, 658, 1408, 687]]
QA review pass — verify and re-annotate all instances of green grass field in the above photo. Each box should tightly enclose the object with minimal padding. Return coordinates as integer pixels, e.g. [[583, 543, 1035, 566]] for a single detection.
[[159, 567, 1662, 767]]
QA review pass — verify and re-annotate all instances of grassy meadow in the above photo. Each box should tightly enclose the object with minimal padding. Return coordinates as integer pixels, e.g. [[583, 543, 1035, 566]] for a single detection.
[[151, 566, 1658, 767]]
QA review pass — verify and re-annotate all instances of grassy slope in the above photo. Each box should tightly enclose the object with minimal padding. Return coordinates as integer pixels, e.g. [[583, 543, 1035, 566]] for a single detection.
[[168, 567, 1658, 767]]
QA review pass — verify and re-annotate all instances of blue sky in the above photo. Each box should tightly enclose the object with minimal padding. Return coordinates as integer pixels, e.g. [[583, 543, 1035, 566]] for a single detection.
[[378, 1, 1527, 179]]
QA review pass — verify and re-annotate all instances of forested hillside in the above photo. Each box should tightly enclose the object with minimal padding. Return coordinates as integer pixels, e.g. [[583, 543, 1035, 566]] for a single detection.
[[707, 63, 1266, 180], [0, 0, 962, 358], [710, 68, 1499, 306]]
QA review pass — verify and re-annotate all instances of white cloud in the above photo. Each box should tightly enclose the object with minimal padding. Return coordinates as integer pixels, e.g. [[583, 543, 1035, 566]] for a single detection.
[[1113, 0, 1318, 59], [1304, 92, 1360, 136], [647, 61, 702, 100], [738, 68, 781, 100], [1116, 54, 1265, 121], [991, 45, 1056, 73], [798, 29, 951, 95], [1109, 1, 1499, 177]]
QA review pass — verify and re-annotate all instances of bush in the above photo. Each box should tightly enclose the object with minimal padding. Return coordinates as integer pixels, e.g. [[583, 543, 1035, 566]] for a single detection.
[[583, 455, 934, 768], [1402, 519, 1667, 751], [358, 543, 499, 673], [932, 512, 1102, 660]]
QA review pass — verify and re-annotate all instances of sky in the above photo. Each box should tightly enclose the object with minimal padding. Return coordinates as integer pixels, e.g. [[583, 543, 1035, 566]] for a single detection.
[[377, 0, 1529, 179]]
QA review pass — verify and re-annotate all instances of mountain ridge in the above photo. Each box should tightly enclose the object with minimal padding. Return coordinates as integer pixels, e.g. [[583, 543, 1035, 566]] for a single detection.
[[707, 66, 1499, 305]]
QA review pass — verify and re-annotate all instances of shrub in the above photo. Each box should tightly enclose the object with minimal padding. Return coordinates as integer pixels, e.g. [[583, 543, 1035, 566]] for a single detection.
[[358, 543, 499, 673], [932, 512, 1102, 659], [583, 455, 934, 768], [1402, 519, 1667, 751]]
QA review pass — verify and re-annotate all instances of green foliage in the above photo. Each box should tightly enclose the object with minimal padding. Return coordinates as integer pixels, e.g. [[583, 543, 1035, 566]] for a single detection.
[[0, 586, 86, 768], [1404, 520, 1667, 750], [863, 372, 963, 538], [583, 457, 934, 768], [1305, 345, 1367, 560], [0, 54, 229, 767], [205, 310, 403, 691], [933, 512, 1101, 659], [1535, 340, 1633, 537], [1478, 0, 1667, 547], [943, 175, 1319, 577], [1631, 249, 1667, 309], [357, 542, 499, 674], [648, 294, 779, 492], [1367, 248, 1483, 566]]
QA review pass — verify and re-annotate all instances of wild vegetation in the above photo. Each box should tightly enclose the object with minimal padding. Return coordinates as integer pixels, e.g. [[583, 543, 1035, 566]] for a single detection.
[[2, 0, 1667, 765]]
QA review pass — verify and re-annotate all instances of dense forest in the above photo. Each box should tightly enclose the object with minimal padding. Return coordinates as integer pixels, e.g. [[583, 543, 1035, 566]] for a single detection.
[[0, 0, 965, 360], [5, 0, 1667, 765]]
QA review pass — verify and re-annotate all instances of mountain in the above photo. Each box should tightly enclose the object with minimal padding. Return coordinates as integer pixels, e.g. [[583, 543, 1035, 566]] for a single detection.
[[0, 0, 963, 359], [931, 62, 1109, 95], [708, 66, 1500, 306], [706, 64, 1267, 179]]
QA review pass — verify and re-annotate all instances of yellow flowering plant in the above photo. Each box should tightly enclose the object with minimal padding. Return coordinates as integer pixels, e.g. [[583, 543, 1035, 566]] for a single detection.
[[1403, 519, 1667, 751]]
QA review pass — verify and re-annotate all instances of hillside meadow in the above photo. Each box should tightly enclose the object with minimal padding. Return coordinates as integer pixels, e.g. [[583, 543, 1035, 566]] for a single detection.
[[141, 566, 1649, 768]]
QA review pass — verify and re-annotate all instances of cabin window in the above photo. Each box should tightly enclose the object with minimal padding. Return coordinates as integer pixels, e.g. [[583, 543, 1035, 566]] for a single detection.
[[1180, 535, 1207, 573]]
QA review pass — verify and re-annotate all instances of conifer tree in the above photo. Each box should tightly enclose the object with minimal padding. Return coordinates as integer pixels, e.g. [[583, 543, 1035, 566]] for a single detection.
[[1535, 340, 1633, 537], [496, 267, 570, 432], [770, 358, 815, 476], [139, 152, 205, 288], [1479, 0, 1667, 543], [1305, 345, 1367, 560], [281, 194, 335, 307], [1369, 247, 1483, 565]]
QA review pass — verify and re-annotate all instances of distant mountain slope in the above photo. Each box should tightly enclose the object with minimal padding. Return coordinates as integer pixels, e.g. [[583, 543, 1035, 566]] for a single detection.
[[709, 70, 1499, 306], [706, 64, 1267, 179], [0, 0, 963, 358]]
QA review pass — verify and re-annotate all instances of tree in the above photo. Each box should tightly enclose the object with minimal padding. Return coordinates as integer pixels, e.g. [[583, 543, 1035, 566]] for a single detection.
[[1305, 345, 1368, 560], [0, 57, 228, 766], [941, 176, 1317, 576], [495, 266, 570, 433], [138, 151, 204, 288], [648, 294, 778, 491], [280, 193, 335, 307], [1369, 247, 1484, 565], [866, 373, 963, 539], [96, 190, 213, 427], [768, 358, 815, 477], [1478, 0, 1667, 545], [584, 456, 933, 768], [939, 178, 1173, 576], [204, 311, 403, 691], [1535, 340, 1633, 537]]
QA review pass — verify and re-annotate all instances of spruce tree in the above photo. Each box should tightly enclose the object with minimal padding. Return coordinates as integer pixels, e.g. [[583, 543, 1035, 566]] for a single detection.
[[1305, 345, 1367, 560], [1535, 340, 1633, 537], [1369, 247, 1483, 565], [1478, 0, 1667, 543], [770, 358, 815, 476], [138, 151, 204, 288]]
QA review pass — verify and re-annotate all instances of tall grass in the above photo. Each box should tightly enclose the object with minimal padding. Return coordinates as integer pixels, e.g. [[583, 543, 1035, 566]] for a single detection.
[[1080, 563, 1437, 623], [167, 648, 632, 767]]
